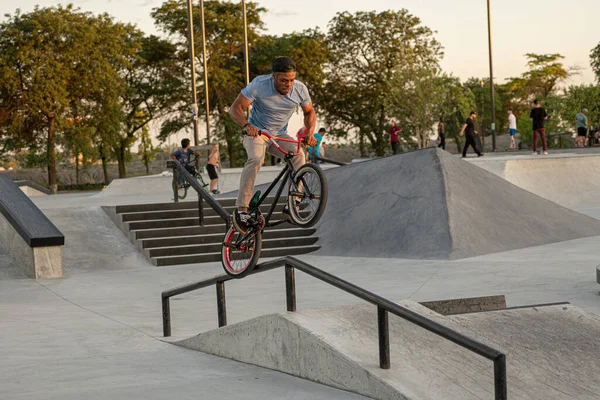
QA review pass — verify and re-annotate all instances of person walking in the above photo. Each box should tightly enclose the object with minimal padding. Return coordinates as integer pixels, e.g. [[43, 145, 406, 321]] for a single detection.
[[389, 121, 401, 155], [576, 108, 588, 148], [529, 99, 549, 155], [508, 109, 517, 151], [207, 143, 220, 194], [459, 111, 483, 158], [437, 117, 446, 150]]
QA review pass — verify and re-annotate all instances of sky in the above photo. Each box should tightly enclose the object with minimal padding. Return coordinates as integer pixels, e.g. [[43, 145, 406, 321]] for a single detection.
[[2, 0, 598, 85], [2, 0, 599, 144]]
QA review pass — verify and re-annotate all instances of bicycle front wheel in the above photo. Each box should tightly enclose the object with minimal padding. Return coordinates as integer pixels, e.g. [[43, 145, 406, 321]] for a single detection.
[[173, 180, 188, 200], [221, 227, 262, 278], [287, 163, 328, 227]]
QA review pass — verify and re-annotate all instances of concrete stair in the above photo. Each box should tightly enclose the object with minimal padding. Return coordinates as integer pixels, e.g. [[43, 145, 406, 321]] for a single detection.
[[107, 198, 320, 266]]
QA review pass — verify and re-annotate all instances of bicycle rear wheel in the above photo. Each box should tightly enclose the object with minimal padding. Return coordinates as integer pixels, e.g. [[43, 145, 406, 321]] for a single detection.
[[287, 163, 328, 227], [221, 226, 262, 278]]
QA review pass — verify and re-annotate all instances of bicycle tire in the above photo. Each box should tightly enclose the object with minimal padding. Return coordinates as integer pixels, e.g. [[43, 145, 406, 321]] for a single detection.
[[221, 226, 262, 278], [287, 163, 328, 227], [173, 180, 188, 200]]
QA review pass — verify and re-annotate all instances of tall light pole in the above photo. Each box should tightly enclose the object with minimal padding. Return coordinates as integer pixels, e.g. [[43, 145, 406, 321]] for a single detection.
[[242, 0, 250, 87], [486, 0, 496, 152], [199, 0, 211, 144], [185, 0, 200, 146], [241, 0, 251, 120]]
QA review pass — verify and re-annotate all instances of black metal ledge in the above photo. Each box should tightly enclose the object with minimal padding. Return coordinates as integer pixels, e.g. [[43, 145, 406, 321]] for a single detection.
[[0, 174, 64, 247]]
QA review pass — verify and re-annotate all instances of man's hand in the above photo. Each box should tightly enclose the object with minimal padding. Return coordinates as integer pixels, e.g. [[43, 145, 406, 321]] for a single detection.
[[305, 134, 317, 147], [243, 124, 259, 137]]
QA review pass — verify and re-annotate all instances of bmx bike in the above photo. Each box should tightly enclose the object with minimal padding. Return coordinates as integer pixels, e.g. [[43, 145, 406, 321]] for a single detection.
[[173, 156, 209, 200], [221, 130, 328, 278]]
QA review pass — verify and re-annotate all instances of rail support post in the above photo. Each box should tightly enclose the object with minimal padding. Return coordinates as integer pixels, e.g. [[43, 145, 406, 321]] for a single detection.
[[198, 195, 204, 226], [172, 167, 179, 203], [285, 264, 296, 312], [162, 296, 171, 337], [378, 306, 390, 369], [216, 281, 227, 327], [494, 354, 508, 400]]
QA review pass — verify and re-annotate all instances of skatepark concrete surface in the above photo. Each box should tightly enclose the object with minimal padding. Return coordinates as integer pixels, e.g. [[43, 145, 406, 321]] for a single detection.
[[316, 148, 600, 259], [178, 301, 600, 399], [3, 149, 600, 399]]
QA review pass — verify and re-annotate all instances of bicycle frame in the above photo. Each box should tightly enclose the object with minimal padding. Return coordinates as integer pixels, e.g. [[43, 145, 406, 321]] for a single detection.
[[232, 131, 309, 245]]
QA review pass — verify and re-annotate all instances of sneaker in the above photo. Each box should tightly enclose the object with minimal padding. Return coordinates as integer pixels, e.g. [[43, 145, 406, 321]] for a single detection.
[[233, 210, 255, 234], [543, 151, 548, 155], [533, 152, 538, 155], [477, 153, 484, 157], [211, 189, 220, 194]]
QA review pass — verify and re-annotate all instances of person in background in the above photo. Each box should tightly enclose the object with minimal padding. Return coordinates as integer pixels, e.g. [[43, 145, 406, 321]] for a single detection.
[[529, 99, 549, 155], [576, 108, 588, 148], [307, 127, 326, 163], [170, 138, 202, 188], [437, 117, 446, 150], [459, 111, 483, 158], [508, 109, 517, 151], [389, 121, 401, 155], [207, 143, 220, 194]]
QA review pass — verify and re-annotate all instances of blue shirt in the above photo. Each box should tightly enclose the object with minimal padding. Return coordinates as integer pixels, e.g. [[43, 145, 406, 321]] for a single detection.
[[308, 133, 323, 155], [171, 148, 195, 166], [241, 75, 311, 136]]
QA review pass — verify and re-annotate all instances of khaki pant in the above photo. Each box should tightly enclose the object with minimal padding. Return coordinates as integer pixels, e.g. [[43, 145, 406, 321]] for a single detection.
[[236, 134, 305, 208]]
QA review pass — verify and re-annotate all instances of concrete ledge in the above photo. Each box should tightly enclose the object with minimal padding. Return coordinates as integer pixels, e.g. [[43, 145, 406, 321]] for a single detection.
[[0, 211, 62, 278], [0, 175, 63, 278]]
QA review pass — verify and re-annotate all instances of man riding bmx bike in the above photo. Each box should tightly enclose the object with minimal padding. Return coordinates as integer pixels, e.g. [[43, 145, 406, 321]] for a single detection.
[[228, 56, 317, 233]]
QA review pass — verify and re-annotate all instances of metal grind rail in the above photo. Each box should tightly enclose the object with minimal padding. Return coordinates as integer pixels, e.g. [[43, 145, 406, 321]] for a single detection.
[[161, 256, 508, 399], [167, 160, 230, 230]]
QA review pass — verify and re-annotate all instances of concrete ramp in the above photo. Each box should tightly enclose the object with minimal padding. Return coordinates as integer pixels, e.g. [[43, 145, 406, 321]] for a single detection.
[[177, 302, 600, 400], [469, 154, 600, 209], [315, 148, 600, 259]]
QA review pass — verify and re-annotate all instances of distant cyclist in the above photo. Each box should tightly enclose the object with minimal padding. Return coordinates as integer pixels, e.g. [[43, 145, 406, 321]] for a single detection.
[[229, 56, 317, 233], [170, 138, 201, 188]]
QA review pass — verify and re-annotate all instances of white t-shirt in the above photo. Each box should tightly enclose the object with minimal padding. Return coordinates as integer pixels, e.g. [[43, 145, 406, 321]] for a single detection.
[[508, 114, 517, 130]]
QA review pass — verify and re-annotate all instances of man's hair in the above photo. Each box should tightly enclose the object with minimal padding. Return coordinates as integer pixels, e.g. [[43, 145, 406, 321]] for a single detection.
[[470, 111, 476, 116], [533, 99, 539, 105], [508, 108, 513, 112], [318, 128, 326, 133], [181, 138, 191, 148], [272, 56, 297, 73], [439, 117, 444, 122]]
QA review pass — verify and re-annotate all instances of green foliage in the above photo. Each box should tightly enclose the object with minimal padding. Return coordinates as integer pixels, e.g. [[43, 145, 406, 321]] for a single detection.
[[504, 53, 573, 103], [317, 9, 443, 156], [591, 43, 600, 83], [0, 5, 143, 187]]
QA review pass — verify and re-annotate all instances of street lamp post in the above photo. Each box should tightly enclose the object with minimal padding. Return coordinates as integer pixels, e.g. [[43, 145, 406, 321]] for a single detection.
[[185, 0, 200, 146], [199, 0, 211, 144], [480, 80, 485, 150], [486, 0, 496, 152], [242, 0, 251, 118]]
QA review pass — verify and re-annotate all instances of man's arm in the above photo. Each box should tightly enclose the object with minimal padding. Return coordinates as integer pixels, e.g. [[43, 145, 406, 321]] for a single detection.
[[301, 102, 317, 146], [229, 94, 258, 136], [459, 124, 467, 136]]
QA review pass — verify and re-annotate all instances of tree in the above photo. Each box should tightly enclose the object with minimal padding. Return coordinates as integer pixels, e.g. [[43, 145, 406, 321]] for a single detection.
[[555, 85, 600, 133], [317, 10, 443, 156], [504, 53, 575, 103], [591, 43, 600, 82], [112, 35, 183, 178], [0, 5, 140, 192], [152, 0, 265, 167]]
